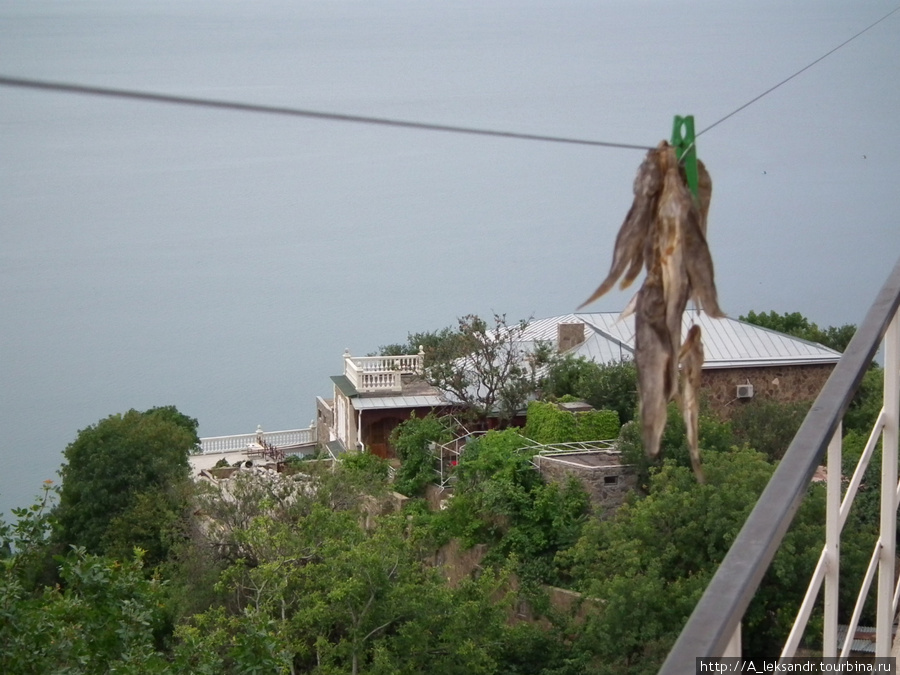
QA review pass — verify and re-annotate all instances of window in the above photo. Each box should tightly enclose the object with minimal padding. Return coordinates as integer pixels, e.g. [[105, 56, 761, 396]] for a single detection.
[[604, 475, 619, 485]]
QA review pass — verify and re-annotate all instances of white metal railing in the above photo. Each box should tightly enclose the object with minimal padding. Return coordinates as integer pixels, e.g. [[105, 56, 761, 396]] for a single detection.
[[523, 439, 618, 456], [662, 256, 900, 670], [432, 431, 488, 489], [199, 424, 317, 454], [780, 309, 898, 660], [343, 348, 424, 393]]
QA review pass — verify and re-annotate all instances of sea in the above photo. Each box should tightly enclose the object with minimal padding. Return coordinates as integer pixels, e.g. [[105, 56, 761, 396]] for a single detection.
[[2, 0, 898, 518]]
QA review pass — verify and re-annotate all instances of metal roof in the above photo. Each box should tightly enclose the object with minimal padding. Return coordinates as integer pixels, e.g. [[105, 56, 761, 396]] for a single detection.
[[523, 314, 633, 364], [331, 375, 357, 397], [836, 624, 880, 655], [521, 311, 841, 369], [352, 395, 448, 410], [332, 373, 448, 409]]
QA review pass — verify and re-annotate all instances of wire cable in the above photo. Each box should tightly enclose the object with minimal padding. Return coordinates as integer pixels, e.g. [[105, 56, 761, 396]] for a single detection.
[[697, 5, 900, 137], [2, 6, 895, 150], [0, 75, 654, 151]]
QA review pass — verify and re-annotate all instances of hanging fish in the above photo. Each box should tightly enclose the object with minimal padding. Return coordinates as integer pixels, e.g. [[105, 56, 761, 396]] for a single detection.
[[679, 324, 706, 483], [696, 159, 712, 236], [579, 145, 664, 308], [580, 139, 724, 481], [683, 157, 723, 318], [655, 145, 693, 359], [634, 259, 675, 459]]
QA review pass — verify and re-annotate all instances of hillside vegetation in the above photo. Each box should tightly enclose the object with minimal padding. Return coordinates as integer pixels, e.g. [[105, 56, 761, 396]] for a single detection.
[[1, 312, 888, 673]]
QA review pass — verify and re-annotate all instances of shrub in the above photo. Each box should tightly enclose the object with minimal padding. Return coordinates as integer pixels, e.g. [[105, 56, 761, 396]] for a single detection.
[[524, 401, 620, 444], [390, 413, 454, 497]]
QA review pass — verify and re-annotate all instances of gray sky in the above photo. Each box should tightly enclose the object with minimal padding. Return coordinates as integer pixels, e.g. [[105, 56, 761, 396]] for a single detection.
[[1, 0, 898, 513]]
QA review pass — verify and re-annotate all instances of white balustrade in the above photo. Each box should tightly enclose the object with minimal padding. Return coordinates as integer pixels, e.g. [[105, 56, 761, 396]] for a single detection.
[[343, 349, 423, 393], [199, 425, 316, 454]]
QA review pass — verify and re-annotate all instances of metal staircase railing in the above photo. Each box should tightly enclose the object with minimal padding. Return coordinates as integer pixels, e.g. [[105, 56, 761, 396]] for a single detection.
[[660, 256, 900, 673]]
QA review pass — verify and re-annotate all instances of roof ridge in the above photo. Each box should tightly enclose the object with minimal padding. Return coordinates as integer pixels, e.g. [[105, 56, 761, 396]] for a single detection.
[[574, 312, 635, 356], [731, 316, 843, 356]]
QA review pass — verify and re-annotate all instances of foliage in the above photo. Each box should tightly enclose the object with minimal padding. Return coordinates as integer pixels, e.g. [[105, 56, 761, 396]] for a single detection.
[[523, 401, 620, 444], [730, 398, 811, 461], [740, 310, 856, 352], [379, 325, 472, 364], [437, 430, 589, 585], [389, 412, 454, 497], [574, 409, 620, 441], [424, 313, 550, 424], [54, 406, 198, 567], [0, 546, 172, 675], [524, 401, 577, 443], [181, 502, 513, 675], [192, 458, 389, 568], [543, 355, 638, 425], [558, 449, 827, 668], [618, 403, 735, 490], [841, 430, 881, 529], [0, 481, 59, 590], [844, 366, 884, 435], [102, 485, 191, 565], [8, 391, 894, 672], [740, 309, 890, 440], [339, 450, 391, 486], [279, 453, 323, 469]]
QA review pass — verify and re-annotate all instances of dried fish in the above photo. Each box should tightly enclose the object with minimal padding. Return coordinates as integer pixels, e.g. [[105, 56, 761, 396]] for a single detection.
[[680, 156, 723, 318], [696, 159, 712, 237], [634, 261, 675, 459], [655, 145, 693, 360], [679, 324, 705, 483], [580, 140, 725, 480], [579, 146, 663, 308]]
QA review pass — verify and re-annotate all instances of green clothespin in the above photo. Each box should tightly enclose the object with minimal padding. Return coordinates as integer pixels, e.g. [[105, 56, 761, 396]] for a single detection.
[[671, 115, 699, 200]]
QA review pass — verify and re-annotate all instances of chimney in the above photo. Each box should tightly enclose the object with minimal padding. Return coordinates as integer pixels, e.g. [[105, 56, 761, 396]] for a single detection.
[[557, 322, 585, 353]]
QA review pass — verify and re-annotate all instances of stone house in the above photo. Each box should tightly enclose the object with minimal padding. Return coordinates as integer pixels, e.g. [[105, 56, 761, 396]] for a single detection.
[[316, 311, 841, 458], [521, 311, 842, 419], [533, 447, 637, 515], [317, 349, 450, 459]]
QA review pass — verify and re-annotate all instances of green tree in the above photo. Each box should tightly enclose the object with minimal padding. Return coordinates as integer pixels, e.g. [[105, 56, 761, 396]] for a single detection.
[[0, 545, 173, 674], [0, 481, 59, 591], [543, 355, 638, 425], [523, 400, 620, 444], [379, 325, 472, 364], [730, 398, 811, 461], [559, 450, 825, 669], [740, 310, 889, 441], [437, 430, 589, 585], [390, 413, 454, 497], [54, 407, 198, 565], [739, 310, 855, 353], [558, 447, 879, 669], [182, 496, 513, 675], [423, 314, 550, 425], [844, 366, 884, 435], [618, 403, 734, 490]]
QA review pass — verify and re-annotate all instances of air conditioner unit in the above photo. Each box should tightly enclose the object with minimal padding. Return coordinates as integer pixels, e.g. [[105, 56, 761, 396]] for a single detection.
[[736, 383, 755, 399]]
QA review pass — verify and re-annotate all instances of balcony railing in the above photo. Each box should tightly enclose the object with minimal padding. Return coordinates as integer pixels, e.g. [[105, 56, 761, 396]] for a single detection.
[[661, 256, 900, 672], [343, 348, 424, 393], [199, 424, 317, 454]]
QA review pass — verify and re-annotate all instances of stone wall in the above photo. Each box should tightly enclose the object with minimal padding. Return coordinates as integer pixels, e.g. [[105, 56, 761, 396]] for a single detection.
[[534, 452, 637, 516], [431, 539, 599, 624], [701, 364, 834, 418], [431, 539, 487, 586], [424, 483, 454, 511], [315, 396, 334, 448]]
